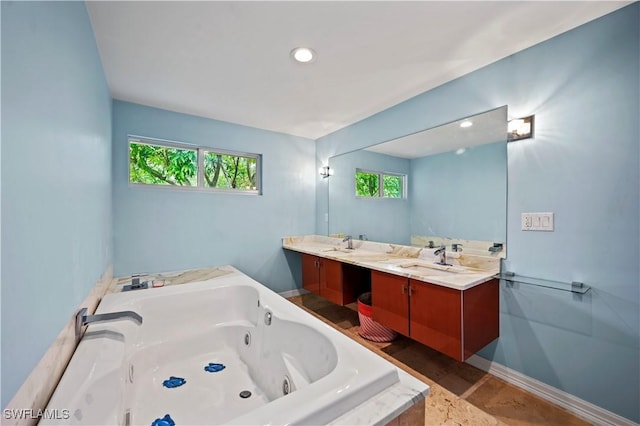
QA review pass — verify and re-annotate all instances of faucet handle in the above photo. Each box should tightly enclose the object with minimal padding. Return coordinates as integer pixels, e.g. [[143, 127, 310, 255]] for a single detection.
[[75, 308, 88, 343], [452, 243, 463, 252]]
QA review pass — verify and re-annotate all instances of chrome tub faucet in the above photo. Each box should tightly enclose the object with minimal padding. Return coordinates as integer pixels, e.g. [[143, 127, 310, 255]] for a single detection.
[[75, 307, 142, 342]]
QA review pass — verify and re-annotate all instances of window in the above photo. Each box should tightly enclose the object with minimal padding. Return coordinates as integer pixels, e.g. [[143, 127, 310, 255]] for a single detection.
[[129, 142, 198, 186], [129, 137, 261, 194], [355, 169, 406, 198], [203, 151, 258, 190]]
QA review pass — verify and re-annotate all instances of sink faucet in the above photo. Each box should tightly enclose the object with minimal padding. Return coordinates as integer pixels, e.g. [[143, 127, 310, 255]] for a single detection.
[[75, 307, 143, 342], [343, 235, 353, 250], [434, 245, 452, 266]]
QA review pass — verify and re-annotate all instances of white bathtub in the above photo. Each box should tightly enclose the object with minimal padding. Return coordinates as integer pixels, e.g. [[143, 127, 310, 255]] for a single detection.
[[43, 268, 427, 425]]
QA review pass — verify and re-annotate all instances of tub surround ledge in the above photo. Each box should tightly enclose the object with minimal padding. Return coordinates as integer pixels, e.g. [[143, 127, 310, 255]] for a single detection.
[[332, 384, 426, 425], [108, 265, 237, 293]]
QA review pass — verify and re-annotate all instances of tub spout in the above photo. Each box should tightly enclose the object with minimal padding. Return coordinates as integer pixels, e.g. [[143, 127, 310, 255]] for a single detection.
[[75, 307, 142, 342], [82, 310, 143, 326]]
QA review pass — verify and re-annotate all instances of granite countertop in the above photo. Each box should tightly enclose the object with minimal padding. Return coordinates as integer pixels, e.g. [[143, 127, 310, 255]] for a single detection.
[[283, 235, 500, 290]]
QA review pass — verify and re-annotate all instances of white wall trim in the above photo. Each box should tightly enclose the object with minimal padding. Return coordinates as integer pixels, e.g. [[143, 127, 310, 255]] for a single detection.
[[465, 354, 638, 426], [278, 288, 309, 299]]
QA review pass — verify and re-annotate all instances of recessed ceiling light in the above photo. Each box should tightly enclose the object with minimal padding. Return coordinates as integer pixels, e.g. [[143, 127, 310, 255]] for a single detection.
[[291, 47, 316, 63], [460, 121, 473, 128]]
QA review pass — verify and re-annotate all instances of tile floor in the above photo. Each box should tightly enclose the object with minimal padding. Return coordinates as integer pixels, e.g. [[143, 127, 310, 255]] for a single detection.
[[287, 293, 591, 426]]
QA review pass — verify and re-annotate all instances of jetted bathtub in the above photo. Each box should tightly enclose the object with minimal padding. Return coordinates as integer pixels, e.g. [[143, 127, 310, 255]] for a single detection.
[[43, 268, 426, 425]]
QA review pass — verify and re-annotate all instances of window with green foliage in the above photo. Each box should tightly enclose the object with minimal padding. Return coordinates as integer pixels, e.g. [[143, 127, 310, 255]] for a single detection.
[[355, 169, 405, 198], [129, 142, 198, 186], [203, 151, 257, 190], [129, 138, 261, 194]]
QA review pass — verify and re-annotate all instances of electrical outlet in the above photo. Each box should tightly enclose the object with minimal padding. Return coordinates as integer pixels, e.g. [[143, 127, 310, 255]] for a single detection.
[[521, 212, 554, 231]]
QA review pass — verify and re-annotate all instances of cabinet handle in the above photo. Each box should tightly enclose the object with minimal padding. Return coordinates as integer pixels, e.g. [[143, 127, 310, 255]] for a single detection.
[[409, 286, 413, 296], [401, 285, 406, 294]]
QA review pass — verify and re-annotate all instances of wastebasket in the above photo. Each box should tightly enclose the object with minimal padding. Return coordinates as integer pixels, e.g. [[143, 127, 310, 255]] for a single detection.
[[357, 292, 397, 342]]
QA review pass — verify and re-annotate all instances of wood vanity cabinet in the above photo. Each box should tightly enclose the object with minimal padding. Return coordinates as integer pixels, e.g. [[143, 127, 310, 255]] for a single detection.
[[371, 270, 499, 361], [371, 271, 410, 335], [301, 253, 369, 306], [410, 280, 462, 360]]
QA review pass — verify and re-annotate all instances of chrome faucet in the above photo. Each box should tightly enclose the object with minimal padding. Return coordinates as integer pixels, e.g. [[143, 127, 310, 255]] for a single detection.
[[343, 235, 353, 250], [75, 307, 143, 342], [434, 245, 451, 266]]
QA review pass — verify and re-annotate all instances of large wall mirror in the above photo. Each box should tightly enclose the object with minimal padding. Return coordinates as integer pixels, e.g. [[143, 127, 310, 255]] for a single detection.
[[328, 105, 507, 251]]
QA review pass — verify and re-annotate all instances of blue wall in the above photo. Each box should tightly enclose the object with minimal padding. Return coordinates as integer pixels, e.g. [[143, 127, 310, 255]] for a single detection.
[[1, 1, 112, 407], [409, 142, 507, 243], [316, 4, 639, 422], [112, 101, 315, 293]]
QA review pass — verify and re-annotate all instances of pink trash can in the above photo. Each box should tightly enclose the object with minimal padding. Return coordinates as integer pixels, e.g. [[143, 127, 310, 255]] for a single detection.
[[357, 292, 397, 342]]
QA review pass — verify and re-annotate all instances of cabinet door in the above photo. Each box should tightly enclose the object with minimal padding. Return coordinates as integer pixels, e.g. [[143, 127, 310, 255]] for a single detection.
[[319, 258, 343, 305], [301, 254, 320, 294], [410, 280, 463, 361], [462, 278, 499, 360], [371, 270, 409, 335]]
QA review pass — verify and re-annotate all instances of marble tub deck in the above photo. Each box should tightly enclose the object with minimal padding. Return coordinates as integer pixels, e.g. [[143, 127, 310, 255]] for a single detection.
[[288, 293, 591, 426]]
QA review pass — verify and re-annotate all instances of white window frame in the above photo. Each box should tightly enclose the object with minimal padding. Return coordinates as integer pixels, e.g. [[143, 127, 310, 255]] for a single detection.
[[128, 136, 262, 195], [355, 168, 407, 199]]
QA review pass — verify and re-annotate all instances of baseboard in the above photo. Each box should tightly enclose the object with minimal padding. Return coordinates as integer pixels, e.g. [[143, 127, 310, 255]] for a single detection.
[[278, 288, 309, 298], [465, 354, 638, 426]]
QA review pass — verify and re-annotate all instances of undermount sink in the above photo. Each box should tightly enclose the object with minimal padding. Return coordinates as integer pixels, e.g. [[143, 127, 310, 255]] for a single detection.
[[343, 253, 391, 262], [398, 261, 472, 275], [321, 247, 355, 253], [321, 247, 391, 262]]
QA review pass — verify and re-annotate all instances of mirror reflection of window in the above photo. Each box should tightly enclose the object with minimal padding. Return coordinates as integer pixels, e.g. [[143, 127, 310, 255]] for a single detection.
[[355, 169, 405, 199]]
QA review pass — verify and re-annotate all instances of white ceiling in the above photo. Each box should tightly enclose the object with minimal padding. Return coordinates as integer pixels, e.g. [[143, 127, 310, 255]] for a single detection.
[[86, 1, 631, 140]]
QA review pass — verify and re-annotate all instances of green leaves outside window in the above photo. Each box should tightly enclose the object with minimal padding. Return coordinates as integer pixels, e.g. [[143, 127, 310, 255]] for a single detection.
[[355, 169, 405, 198]]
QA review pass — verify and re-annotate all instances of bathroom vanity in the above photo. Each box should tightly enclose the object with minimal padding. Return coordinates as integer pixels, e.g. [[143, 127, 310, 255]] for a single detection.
[[301, 254, 370, 305], [284, 235, 500, 362]]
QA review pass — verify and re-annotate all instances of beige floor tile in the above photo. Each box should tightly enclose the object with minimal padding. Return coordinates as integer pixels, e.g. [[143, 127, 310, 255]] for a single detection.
[[287, 294, 589, 426], [386, 344, 453, 382], [425, 385, 507, 426], [465, 377, 591, 426]]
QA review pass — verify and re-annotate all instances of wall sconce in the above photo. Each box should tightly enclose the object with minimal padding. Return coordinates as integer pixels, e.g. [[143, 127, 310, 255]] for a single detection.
[[319, 166, 332, 178], [508, 115, 535, 142]]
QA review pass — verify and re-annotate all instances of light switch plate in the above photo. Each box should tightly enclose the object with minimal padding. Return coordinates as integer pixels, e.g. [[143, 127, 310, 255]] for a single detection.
[[522, 212, 554, 231]]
